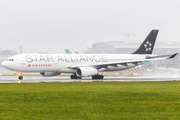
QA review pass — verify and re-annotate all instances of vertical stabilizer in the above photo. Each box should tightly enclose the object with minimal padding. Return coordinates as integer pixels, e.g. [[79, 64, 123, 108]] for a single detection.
[[65, 49, 72, 54], [132, 30, 158, 54]]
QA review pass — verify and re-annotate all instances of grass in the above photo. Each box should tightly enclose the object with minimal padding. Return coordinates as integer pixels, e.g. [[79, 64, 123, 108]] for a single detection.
[[0, 82, 180, 119]]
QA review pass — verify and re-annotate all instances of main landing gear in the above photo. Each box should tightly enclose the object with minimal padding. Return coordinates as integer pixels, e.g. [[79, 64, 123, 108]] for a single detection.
[[70, 75, 82, 79], [70, 75, 104, 79], [92, 75, 104, 79]]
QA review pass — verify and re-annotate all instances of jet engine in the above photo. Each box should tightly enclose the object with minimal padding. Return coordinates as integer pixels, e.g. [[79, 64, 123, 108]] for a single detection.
[[40, 72, 61, 77], [76, 67, 98, 77]]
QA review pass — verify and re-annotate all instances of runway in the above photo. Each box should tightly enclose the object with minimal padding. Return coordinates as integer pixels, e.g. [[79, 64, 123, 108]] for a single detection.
[[0, 76, 180, 83]]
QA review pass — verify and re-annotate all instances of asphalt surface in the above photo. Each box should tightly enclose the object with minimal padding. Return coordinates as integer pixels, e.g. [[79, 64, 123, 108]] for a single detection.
[[0, 76, 180, 83]]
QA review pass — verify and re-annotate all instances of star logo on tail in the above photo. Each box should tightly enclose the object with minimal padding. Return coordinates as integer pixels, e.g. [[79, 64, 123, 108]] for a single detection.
[[144, 41, 152, 52]]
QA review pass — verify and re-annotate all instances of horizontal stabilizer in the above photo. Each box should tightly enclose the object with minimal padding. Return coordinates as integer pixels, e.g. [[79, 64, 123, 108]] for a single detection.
[[169, 53, 178, 58], [146, 53, 178, 59]]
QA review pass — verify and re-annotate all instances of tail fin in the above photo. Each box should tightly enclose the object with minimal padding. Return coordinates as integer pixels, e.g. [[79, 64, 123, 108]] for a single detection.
[[132, 30, 158, 54], [75, 51, 79, 54], [65, 49, 72, 54]]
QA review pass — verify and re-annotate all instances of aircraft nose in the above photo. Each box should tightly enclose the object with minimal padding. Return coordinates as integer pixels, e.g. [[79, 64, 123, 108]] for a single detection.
[[1, 61, 7, 68]]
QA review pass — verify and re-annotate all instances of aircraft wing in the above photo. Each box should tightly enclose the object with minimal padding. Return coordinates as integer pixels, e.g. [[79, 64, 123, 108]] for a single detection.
[[94, 53, 177, 68], [66, 53, 177, 69]]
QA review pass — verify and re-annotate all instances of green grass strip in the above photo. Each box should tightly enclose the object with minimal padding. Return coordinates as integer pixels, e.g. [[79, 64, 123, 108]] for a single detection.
[[0, 82, 180, 119]]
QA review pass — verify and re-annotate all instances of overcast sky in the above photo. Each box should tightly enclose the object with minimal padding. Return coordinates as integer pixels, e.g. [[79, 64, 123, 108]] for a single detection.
[[0, 0, 180, 53]]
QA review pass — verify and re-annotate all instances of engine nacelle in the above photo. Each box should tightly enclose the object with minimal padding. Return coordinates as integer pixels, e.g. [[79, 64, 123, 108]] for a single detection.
[[76, 67, 98, 77], [40, 72, 61, 77]]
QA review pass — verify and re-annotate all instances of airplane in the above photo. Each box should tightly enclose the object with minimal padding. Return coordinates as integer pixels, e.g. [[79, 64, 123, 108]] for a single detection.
[[65, 49, 80, 54], [65, 49, 72, 54], [1, 30, 178, 80], [75, 51, 79, 54]]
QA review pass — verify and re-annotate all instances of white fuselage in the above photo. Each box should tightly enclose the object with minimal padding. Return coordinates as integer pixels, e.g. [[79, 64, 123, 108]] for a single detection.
[[2, 54, 147, 73]]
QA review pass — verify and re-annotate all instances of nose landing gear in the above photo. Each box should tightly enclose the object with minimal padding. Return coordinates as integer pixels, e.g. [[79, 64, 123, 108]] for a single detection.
[[18, 76, 23, 80], [17, 71, 23, 83]]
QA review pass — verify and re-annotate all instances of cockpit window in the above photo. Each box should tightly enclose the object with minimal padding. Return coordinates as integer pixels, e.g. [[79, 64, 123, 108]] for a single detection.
[[6, 59, 14, 61]]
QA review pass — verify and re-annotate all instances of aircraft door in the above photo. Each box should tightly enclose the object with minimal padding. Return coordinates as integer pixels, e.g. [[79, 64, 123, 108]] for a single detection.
[[20, 59, 26, 66]]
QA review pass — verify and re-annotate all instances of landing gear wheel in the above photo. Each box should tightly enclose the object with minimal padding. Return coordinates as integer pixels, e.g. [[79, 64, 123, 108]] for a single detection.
[[70, 75, 82, 79], [18, 76, 23, 80], [92, 75, 104, 79]]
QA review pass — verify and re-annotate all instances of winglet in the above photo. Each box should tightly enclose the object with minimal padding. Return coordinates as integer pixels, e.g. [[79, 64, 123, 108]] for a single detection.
[[168, 53, 178, 59], [133, 30, 159, 54]]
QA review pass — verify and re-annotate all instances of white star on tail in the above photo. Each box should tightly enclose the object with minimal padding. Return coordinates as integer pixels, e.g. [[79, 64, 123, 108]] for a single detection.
[[144, 41, 152, 51]]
